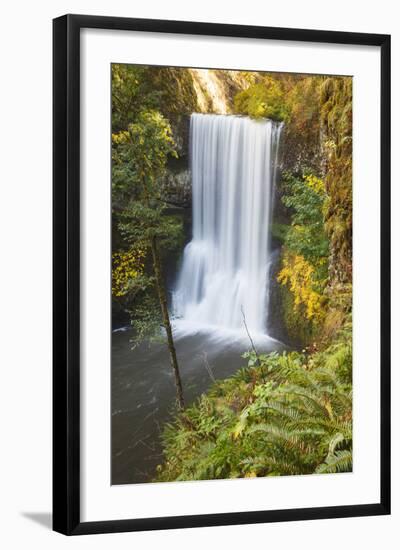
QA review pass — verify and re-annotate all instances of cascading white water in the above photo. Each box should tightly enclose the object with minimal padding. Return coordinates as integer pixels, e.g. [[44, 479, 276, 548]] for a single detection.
[[173, 113, 282, 336]]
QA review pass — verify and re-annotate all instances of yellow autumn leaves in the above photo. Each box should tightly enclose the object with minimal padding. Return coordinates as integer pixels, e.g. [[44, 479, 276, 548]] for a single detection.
[[304, 173, 325, 195], [112, 250, 144, 297], [112, 130, 130, 145], [277, 253, 325, 321]]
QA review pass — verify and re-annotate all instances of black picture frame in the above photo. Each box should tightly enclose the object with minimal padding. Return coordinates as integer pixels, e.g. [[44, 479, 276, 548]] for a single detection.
[[53, 14, 391, 535]]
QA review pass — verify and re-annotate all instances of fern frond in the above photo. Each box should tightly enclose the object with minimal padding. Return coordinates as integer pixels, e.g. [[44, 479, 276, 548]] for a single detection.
[[316, 450, 352, 474]]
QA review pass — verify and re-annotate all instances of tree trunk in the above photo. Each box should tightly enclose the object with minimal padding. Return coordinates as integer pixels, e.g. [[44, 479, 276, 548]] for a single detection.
[[150, 235, 185, 409]]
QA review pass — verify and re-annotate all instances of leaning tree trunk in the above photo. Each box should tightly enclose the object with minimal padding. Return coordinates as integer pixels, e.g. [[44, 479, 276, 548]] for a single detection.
[[150, 235, 185, 410]]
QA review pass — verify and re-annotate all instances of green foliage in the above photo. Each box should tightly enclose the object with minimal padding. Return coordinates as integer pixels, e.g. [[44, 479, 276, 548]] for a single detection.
[[156, 324, 352, 481], [112, 107, 182, 267], [234, 78, 290, 122], [112, 64, 198, 133], [119, 202, 183, 254], [111, 70, 185, 343], [112, 65, 162, 132], [112, 109, 177, 208], [281, 173, 329, 266], [127, 292, 164, 348]]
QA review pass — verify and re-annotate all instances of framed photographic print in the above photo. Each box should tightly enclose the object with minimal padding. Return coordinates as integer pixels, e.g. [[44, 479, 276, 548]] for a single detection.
[[53, 14, 391, 535]]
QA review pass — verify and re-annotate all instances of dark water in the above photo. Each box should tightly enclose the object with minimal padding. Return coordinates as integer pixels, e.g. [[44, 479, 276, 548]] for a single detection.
[[111, 327, 283, 485]]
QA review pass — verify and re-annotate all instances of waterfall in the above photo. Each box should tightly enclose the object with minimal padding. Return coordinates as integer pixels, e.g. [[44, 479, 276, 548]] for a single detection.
[[173, 113, 282, 337]]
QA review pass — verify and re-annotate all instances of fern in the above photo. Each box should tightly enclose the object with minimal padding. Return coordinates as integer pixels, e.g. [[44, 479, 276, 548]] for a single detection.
[[156, 324, 352, 482], [316, 450, 352, 474]]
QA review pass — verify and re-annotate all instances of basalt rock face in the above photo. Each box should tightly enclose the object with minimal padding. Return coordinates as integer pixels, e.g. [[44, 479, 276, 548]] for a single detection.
[[163, 116, 191, 208], [266, 247, 290, 345], [161, 165, 191, 208], [280, 120, 326, 177], [169, 114, 191, 159]]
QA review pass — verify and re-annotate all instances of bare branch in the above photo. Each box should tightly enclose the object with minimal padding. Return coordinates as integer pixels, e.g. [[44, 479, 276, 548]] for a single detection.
[[202, 351, 216, 383], [241, 305, 261, 366]]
